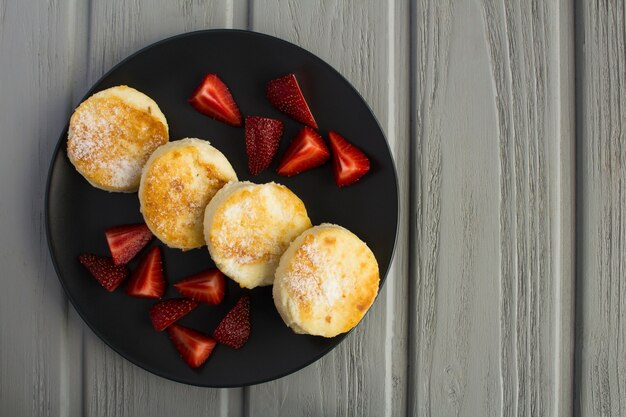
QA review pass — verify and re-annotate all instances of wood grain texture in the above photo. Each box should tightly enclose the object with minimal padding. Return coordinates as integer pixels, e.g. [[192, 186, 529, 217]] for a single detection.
[[0, 0, 592, 414], [576, 0, 626, 416], [247, 1, 410, 416], [409, 0, 575, 416], [80, 1, 246, 416], [0, 0, 85, 415]]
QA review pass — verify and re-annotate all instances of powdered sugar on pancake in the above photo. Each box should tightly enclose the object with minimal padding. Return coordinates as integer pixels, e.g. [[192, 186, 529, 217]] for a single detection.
[[214, 195, 281, 265], [67, 89, 168, 191], [285, 238, 342, 307]]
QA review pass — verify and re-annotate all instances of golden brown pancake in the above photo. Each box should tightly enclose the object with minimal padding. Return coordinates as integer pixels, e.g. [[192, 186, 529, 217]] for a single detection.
[[273, 224, 379, 337], [139, 138, 237, 250], [204, 181, 312, 288], [67, 85, 168, 192]]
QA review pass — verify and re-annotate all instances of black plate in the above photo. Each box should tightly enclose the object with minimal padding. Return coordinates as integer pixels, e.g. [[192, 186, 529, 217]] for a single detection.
[[46, 30, 398, 387]]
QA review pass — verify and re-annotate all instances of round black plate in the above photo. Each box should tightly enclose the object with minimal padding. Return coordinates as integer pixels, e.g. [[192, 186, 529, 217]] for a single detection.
[[46, 30, 398, 387]]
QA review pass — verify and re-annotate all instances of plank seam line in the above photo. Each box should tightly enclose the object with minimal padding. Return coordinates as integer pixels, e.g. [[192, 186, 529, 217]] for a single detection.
[[553, 0, 576, 415], [406, 0, 418, 415], [384, 0, 396, 415], [572, 0, 586, 415]]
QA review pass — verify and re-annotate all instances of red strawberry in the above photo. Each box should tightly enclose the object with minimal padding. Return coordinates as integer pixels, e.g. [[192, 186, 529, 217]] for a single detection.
[[126, 246, 165, 299], [266, 73, 318, 129], [174, 269, 226, 305], [149, 298, 199, 331], [78, 254, 128, 292], [189, 74, 242, 127], [105, 223, 153, 265], [277, 126, 330, 176], [328, 131, 370, 187], [245, 116, 283, 175], [167, 324, 217, 368], [212, 295, 250, 349]]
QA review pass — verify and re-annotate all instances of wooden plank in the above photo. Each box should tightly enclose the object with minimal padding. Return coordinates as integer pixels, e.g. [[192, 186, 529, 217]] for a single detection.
[[408, 0, 575, 416], [83, 0, 248, 88], [576, 0, 626, 416], [81, 1, 246, 416], [247, 1, 410, 416], [0, 0, 86, 415]]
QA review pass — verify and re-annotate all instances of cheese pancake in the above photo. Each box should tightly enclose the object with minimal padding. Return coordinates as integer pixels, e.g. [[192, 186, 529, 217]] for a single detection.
[[67, 85, 168, 192], [139, 138, 237, 250], [204, 181, 311, 288], [273, 224, 379, 337]]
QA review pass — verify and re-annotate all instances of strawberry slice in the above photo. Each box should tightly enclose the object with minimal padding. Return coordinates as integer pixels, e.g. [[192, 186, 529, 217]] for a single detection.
[[149, 298, 199, 331], [266, 73, 318, 129], [245, 116, 283, 175], [174, 269, 226, 305], [277, 126, 330, 176], [189, 74, 242, 127], [78, 254, 128, 292], [126, 246, 165, 299], [328, 131, 370, 187], [167, 324, 217, 368], [212, 295, 250, 349], [105, 223, 153, 265]]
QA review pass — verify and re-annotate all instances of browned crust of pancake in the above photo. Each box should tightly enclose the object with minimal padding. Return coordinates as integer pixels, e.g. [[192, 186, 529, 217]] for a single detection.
[[274, 225, 379, 337], [141, 144, 233, 249], [67, 95, 168, 191], [209, 184, 310, 266]]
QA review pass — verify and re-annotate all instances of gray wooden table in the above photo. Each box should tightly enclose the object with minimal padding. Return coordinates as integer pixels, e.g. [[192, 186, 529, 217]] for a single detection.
[[0, 0, 624, 416]]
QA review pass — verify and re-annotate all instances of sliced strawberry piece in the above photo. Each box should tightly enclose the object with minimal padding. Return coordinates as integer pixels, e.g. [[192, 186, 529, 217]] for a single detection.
[[277, 126, 330, 176], [328, 131, 370, 187], [78, 254, 128, 292], [149, 298, 199, 331], [245, 116, 283, 175], [174, 269, 226, 305], [126, 246, 165, 299], [189, 74, 242, 127], [212, 295, 250, 349], [167, 324, 217, 368], [105, 223, 153, 265], [266, 73, 318, 129]]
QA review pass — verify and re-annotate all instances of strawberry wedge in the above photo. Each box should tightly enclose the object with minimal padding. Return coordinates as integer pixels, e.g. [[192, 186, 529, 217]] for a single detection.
[[245, 116, 283, 175], [328, 131, 370, 187], [126, 246, 165, 299], [212, 295, 250, 349], [277, 126, 330, 176], [105, 223, 153, 265], [79, 254, 128, 292], [174, 269, 226, 305], [266, 73, 318, 129], [150, 298, 199, 331], [167, 324, 217, 368], [189, 74, 242, 127]]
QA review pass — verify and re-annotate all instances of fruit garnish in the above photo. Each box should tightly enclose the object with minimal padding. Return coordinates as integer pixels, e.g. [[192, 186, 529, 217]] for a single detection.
[[189, 74, 242, 127], [277, 126, 330, 176], [245, 116, 283, 175], [78, 254, 128, 292], [212, 295, 250, 349], [266, 73, 318, 129], [327, 131, 370, 187], [105, 223, 153, 265], [174, 269, 226, 305], [167, 324, 217, 368], [149, 298, 199, 331], [126, 246, 165, 299]]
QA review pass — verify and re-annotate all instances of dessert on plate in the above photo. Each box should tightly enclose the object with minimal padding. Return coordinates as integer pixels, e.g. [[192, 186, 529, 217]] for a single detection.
[[139, 138, 237, 250], [67, 85, 169, 192], [204, 181, 311, 289], [273, 224, 379, 338]]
